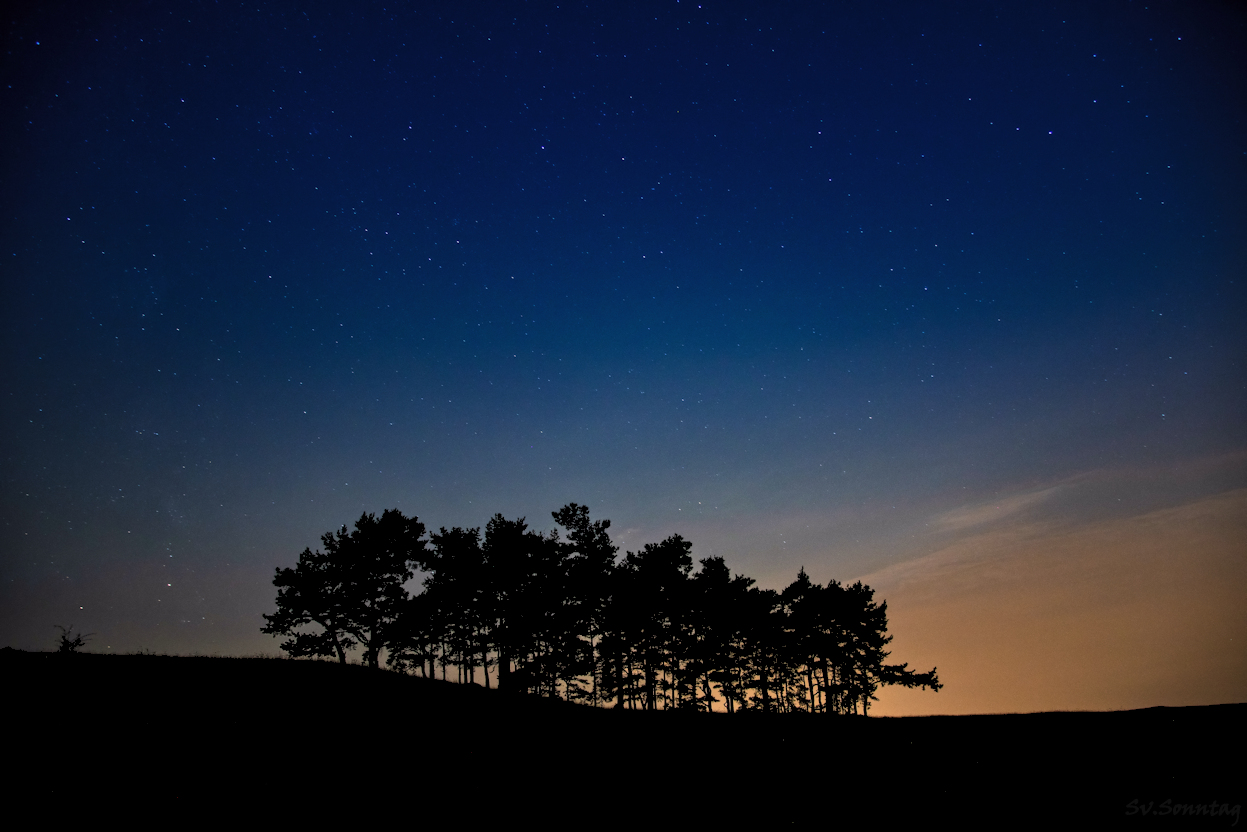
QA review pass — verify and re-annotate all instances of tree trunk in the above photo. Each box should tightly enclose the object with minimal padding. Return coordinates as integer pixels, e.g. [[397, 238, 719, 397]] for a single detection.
[[761, 665, 770, 713], [589, 636, 597, 707], [820, 662, 831, 714], [498, 649, 510, 691]]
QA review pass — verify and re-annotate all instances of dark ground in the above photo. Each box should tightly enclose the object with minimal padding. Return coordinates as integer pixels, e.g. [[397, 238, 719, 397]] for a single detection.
[[5, 649, 1242, 826]]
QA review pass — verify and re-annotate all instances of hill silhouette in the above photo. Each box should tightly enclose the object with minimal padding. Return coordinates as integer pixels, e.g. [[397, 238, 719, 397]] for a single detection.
[[7, 649, 1242, 825]]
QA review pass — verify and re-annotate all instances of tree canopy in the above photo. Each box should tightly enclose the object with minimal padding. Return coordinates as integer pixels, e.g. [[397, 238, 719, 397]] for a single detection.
[[265, 503, 940, 712], [262, 509, 426, 668]]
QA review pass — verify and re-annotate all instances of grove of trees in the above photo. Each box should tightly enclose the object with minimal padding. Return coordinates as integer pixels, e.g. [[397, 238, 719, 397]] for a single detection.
[[262, 504, 941, 714]]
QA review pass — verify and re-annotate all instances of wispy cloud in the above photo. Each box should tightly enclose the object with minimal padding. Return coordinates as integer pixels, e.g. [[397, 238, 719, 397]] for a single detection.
[[929, 485, 1063, 533]]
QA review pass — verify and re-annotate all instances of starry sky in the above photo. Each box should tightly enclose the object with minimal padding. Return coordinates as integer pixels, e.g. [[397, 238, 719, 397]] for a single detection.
[[3, 1, 1244, 714]]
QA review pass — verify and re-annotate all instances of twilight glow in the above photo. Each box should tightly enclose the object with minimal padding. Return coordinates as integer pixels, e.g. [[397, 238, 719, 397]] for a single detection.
[[2, 1, 1243, 714]]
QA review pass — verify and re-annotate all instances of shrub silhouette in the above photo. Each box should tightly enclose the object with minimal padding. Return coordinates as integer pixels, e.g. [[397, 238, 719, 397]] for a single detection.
[[53, 625, 92, 653]]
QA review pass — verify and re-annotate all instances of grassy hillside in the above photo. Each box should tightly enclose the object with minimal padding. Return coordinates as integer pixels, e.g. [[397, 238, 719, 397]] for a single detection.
[[6, 648, 1241, 825]]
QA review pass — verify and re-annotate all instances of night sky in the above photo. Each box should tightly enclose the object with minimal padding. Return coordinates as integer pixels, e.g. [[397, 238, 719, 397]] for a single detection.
[[3, 1, 1244, 714]]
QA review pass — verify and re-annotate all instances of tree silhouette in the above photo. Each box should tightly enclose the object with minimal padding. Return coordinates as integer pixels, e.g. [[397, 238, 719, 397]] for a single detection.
[[263, 509, 426, 667], [481, 514, 569, 694], [423, 526, 492, 685], [262, 543, 355, 663], [612, 534, 694, 710], [692, 557, 755, 713], [264, 502, 941, 711], [552, 503, 618, 704], [387, 589, 442, 679]]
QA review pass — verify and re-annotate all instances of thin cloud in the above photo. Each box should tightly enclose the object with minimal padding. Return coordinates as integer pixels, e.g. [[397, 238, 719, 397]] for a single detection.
[[930, 485, 1063, 533]]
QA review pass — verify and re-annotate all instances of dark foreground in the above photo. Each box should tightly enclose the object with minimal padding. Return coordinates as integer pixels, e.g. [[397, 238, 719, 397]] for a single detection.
[[5, 649, 1242, 826]]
